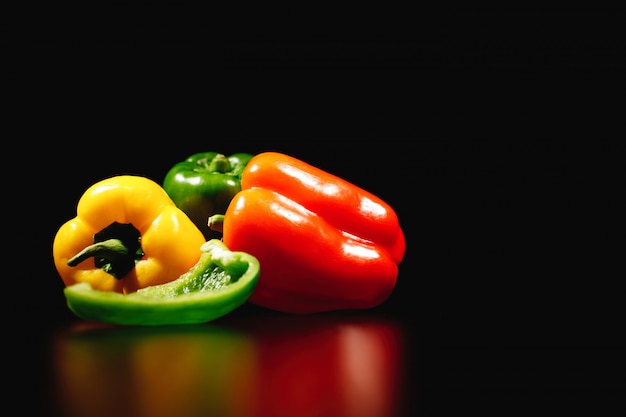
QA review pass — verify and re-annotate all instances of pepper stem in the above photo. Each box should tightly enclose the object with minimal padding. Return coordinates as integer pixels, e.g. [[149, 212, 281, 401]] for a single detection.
[[208, 154, 231, 173], [67, 238, 135, 279], [208, 214, 225, 233]]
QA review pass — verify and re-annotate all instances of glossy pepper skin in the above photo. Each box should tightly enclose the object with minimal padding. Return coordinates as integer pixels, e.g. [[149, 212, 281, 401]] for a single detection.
[[53, 175, 206, 294], [63, 239, 260, 326], [162, 152, 254, 240], [210, 151, 406, 314]]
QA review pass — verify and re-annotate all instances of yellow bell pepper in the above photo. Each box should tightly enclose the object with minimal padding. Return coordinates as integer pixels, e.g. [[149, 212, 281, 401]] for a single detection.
[[53, 175, 206, 294]]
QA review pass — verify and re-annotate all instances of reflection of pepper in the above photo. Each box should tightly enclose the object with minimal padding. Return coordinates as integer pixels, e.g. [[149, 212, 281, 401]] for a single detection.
[[63, 239, 260, 325], [53, 314, 401, 417], [53, 175, 206, 294], [209, 152, 406, 314], [162, 152, 254, 239]]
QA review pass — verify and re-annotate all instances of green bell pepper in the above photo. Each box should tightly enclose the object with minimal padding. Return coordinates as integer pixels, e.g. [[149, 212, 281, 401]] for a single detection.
[[163, 152, 254, 239], [63, 239, 260, 326]]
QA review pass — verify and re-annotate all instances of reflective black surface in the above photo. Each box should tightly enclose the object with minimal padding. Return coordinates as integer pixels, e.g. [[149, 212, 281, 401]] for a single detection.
[[47, 312, 411, 417], [9, 11, 625, 415], [21, 132, 623, 415]]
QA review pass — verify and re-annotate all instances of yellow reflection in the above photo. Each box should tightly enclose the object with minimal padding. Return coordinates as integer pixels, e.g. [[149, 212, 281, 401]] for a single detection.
[[53, 322, 256, 417]]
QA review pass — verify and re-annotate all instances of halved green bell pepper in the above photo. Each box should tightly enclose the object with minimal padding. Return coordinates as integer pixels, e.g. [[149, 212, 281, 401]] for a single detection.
[[63, 239, 260, 326], [163, 152, 254, 239]]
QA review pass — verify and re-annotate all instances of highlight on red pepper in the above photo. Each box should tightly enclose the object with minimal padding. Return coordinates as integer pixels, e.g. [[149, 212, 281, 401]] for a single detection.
[[208, 151, 406, 314]]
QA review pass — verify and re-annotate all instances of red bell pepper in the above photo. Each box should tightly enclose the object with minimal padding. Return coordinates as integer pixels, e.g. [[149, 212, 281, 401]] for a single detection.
[[209, 152, 405, 313]]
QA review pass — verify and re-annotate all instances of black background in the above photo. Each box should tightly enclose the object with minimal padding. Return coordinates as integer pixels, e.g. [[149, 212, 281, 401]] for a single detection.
[[6, 7, 625, 416]]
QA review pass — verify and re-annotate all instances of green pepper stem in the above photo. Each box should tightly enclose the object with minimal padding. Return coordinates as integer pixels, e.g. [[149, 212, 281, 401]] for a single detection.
[[67, 238, 134, 279], [208, 154, 231, 173], [207, 214, 225, 233]]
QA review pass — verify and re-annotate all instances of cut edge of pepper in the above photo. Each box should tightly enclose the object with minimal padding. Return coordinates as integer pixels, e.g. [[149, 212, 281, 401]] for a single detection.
[[63, 239, 260, 326]]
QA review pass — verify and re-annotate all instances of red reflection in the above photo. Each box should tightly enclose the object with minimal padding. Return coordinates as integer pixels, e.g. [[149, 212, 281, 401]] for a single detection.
[[240, 315, 404, 417], [52, 314, 405, 417]]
